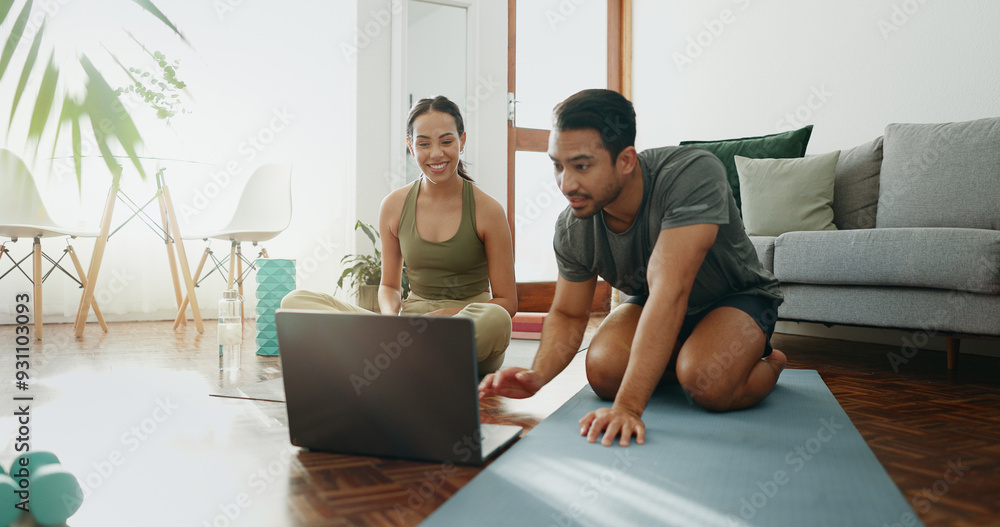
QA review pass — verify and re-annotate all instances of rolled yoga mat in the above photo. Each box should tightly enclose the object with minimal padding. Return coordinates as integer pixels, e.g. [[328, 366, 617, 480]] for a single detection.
[[423, 369, 922, 527]]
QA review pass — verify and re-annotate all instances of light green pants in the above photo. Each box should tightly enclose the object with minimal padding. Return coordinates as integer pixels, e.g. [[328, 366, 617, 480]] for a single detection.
[[279, 289, 511, 374]]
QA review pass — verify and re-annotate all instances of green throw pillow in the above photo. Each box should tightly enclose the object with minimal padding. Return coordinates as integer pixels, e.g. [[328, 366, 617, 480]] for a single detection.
[[680, 125, 814, 209], [735, 150, 841, 236]]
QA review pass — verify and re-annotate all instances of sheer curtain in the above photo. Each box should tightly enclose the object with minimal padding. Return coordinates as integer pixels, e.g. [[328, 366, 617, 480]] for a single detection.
[[0, 1, 357, 325]]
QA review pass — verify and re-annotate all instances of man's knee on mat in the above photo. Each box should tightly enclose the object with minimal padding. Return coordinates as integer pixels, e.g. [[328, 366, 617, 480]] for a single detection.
[[585, 350, 624, 401], [676, 353, 741, 412]]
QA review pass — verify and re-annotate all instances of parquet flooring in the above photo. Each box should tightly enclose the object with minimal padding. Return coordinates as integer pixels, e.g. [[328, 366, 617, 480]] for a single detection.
[[1, 319, 998, 526]]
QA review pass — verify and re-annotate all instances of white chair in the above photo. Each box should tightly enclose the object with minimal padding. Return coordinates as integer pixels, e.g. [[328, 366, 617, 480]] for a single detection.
[[174, 163, 293, 327], [0, 149, 108, 339]]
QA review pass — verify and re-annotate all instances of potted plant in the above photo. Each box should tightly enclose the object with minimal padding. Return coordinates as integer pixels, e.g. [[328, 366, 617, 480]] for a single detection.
[[337, 221, 409, 312]]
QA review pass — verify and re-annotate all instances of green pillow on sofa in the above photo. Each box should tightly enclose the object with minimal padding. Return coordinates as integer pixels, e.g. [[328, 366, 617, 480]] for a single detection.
[[680, 125, 814, 209]]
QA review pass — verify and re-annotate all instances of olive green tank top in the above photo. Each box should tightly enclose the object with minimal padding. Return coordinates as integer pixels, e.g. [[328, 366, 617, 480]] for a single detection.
[[398, 179, 490, 299]]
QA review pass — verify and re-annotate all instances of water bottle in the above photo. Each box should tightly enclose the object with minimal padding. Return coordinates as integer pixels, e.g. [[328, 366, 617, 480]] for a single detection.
[[218, 288, 243, 371]]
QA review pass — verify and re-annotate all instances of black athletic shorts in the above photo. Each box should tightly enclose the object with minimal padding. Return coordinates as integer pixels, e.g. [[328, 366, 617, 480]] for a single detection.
[[622, 292, 779, 358]]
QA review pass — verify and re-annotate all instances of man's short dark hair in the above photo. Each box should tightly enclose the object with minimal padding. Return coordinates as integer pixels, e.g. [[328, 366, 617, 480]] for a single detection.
[[552, 89, 637, 163]]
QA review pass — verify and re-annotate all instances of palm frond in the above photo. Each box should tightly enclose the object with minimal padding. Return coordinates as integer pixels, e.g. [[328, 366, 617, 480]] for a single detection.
[[8, 22, 43, 130], [0, 0, 31, 80]]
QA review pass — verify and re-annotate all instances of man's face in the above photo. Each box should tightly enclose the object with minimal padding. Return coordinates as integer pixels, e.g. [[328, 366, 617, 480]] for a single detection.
[[548, 128, 625, 219]]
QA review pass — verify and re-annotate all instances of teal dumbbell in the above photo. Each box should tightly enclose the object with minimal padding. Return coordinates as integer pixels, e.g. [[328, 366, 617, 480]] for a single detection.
[[9, 451, 84, 526], [1, 465, 23, 527]]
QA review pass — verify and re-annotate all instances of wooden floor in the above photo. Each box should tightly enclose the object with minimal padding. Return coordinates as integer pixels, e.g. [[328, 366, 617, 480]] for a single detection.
[[1, 318, 998, 526]]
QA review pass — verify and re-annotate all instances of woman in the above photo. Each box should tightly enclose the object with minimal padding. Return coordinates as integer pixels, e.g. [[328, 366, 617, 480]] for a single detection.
[[282, 96, 516, 373]]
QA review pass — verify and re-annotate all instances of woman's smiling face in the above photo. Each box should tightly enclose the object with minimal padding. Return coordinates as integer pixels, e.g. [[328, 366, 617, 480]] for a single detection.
[[407, 110, 466, 182]]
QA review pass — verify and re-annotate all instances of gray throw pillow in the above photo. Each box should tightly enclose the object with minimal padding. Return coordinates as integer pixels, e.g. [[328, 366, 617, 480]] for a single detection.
[[877, 117, 1000, 230], [833, 136, 883, 230], [736, 150, 841, 236]]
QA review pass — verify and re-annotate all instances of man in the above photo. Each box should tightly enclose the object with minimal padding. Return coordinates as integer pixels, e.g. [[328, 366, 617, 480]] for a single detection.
[[478, 89, 786, 447]]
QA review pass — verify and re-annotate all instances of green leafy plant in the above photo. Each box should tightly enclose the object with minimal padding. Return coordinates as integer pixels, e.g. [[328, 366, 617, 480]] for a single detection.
[[0, 0, 187, 187], [114, 32, 189, 122], [337, 221, 409, 298]]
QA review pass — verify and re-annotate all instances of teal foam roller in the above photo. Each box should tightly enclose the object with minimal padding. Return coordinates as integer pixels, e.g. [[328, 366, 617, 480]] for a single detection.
[[256, 345, 279, 357], [256, 270, 295, 282], [255, 288, 292, 300], [31, 464, 83, 526], [256, 331, 278, 344], [256, 278, 294, 291], [0, 474, 21, 526], [256, 258, 295, 270], [255, 291, 294, 303], [256, 270, 295, 283], [256, 321, 276, 333], [256, 339, 279, 349], [255, 304, 278, 316], [255, 312, 275, 325], [255, 292, 291, 305]]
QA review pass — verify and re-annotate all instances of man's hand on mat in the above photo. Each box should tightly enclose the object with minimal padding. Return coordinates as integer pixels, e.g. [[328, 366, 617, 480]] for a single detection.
[[579, 406, 645, 447], [478, 367, 545, 399]]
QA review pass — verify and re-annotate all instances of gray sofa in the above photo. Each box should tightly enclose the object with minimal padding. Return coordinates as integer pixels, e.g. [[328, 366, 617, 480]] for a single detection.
[[750, 117, 1000, 369]]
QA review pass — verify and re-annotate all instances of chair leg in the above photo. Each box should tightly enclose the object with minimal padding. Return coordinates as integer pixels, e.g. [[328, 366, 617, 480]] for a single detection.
[[67, 245, 108, 332], [158, 197, 183, 311], [226, 241, 237, 288], [236, 243, 245, 325], [947, 337, 960, 370], [260, 247, 269, 258], [160, 183, 204, 333], [33, 237, 42, 340], [236, 243, 244, 299], [174, 247, 211, 329], [76, 180, 118, 338]]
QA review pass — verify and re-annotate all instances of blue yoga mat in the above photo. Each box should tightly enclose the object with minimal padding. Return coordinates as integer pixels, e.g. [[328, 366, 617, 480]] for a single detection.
[[423, 369, 922, 527]]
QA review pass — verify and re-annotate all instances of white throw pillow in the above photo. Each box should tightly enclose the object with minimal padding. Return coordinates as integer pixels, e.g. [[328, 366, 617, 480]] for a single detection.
[[735, 150, 841, 236]]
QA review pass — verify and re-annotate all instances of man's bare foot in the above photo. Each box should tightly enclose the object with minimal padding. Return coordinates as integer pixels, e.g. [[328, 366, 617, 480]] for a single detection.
[[765, 348, 787, 378]]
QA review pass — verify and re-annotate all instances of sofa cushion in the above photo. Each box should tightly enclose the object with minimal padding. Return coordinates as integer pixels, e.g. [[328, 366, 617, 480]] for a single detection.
[[773, 228, 1000, 294], [736, 150, 840, 236], [749, 236, 776, 273], [680, 125, 813, 210], [833, 136, 882, 230], [876, 117, 1000, 230]]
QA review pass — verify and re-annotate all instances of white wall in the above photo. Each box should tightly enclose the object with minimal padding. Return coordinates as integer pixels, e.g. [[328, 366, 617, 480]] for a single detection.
[[355, 0, 509, 256], [632, 0, 1000, 153], [631, 0, 1000, 357]]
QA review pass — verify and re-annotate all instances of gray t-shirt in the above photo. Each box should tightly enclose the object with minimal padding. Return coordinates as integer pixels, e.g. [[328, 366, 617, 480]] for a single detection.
[[553, 146, 782, 314]]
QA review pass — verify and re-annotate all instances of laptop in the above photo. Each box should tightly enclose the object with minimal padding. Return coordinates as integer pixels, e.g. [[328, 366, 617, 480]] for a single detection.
[[275, 309, 523, 465]]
